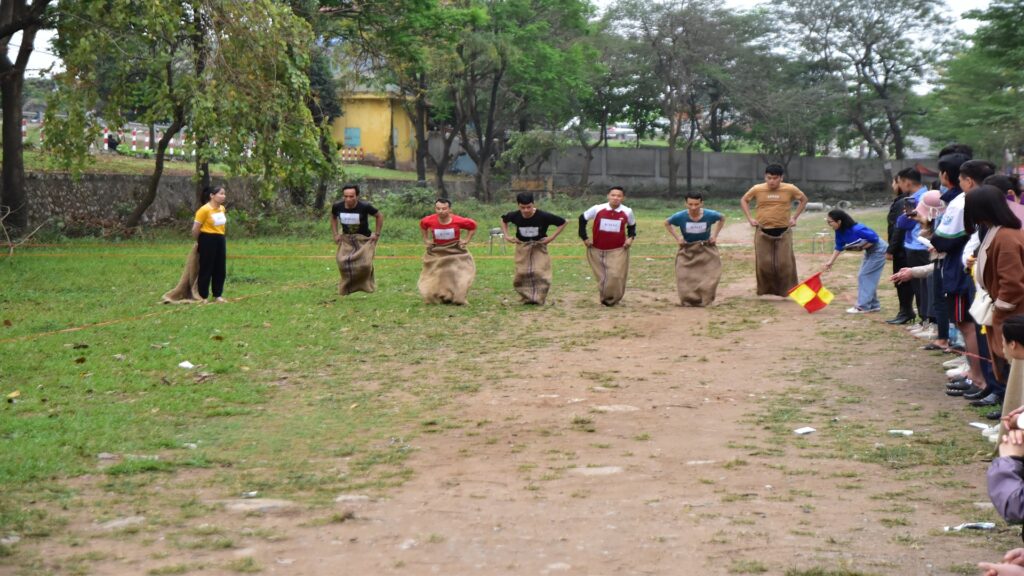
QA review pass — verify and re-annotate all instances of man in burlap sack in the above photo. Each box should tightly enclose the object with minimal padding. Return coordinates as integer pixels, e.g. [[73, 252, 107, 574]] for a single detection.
[[579, 186, 636, 306], [500, 192, 567, 305], [740, 164, 808, 296], [331, 184, 384, 296], [418, 198, 477, 305], [664, 191, 725, 307]]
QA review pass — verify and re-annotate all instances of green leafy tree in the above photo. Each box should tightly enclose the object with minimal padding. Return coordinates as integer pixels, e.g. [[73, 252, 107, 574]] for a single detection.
[[319, 0, 483, 191], [921, 1, 1024, 161], [565, 22, 652, 188], [441, 0, 595, 200], [46, 0, 324, 228]]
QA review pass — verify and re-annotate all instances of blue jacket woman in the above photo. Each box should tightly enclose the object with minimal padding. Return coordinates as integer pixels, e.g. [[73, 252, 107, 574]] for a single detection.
[[822, 209, 889, 314]]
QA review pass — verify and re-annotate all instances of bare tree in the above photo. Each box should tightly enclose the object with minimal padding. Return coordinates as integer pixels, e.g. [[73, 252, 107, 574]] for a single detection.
[[774, 0, 948, 183], [610, 0, 747, 194]]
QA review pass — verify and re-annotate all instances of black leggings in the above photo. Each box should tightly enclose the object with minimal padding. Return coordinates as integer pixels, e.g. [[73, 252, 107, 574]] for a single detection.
[[197, 233, 226, 298]]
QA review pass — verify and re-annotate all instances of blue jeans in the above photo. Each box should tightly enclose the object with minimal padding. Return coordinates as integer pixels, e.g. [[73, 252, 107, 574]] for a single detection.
[[857, 241, 888, 310]]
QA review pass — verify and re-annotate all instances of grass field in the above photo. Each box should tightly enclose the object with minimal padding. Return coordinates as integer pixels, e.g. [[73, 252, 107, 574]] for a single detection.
[[1, 203, 901, 572]]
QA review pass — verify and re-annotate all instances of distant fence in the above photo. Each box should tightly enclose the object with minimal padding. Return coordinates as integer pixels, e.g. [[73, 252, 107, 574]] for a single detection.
[[427, 133, 930, 196]]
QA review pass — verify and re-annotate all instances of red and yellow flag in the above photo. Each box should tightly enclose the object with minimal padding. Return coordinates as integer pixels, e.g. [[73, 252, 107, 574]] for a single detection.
[[787, 273, 834, 313]]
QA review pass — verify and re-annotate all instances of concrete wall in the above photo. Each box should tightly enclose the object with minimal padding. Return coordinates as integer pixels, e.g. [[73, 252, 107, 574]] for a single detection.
[[426, 133, 931, 197], [20, 173, 473, 230], [546, 147, 925, 196], [23, 173, 261, 229]]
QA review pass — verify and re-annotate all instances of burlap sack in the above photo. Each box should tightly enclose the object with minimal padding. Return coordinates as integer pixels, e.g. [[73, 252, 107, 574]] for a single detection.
[[336, 235, 377, 295], [418, 243, 476, 305], [676, 242, 721, 307], [754, 227, 798, 296], [587, 246, 629, 306], [160, 244, 202, 303], [513, 242, 552, 305]]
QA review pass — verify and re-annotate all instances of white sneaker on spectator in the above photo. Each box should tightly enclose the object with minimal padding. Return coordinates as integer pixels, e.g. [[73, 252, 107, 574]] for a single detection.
[[946, 366, 969, 380], [943, 356, 968, 369], [914, 328, 938, 339], [908, 320, 931, 332]]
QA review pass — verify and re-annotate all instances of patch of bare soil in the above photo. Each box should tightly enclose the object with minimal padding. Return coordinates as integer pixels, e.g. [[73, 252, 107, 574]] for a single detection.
[[7, 222, 1013, 575]]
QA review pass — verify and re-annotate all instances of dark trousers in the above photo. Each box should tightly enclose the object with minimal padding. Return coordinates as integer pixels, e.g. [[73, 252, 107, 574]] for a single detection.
[[197, 233, 226, 299], [892, 251, 914, 317], [905, 249, 931, 320], [976, 325, 1005, 399], [932, 260, 949, 340]]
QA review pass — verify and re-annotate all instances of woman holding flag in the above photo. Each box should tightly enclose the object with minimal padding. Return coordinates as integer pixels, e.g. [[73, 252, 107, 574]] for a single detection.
[[821, 209, 888, 314]]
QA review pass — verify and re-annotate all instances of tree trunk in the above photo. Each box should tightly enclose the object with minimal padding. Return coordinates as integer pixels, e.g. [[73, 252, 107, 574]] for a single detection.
[[685, 143, 693, 193], [313, 129, 334, 211], [889, 113, 906, 160], [579, 145, 594, 188], [0, 69, 26, 231], [414, 74, 429, 185], [666, 144, 679, 197], [195, 153, 211, 207], [429, 128, 462, 199], [0, 5, 48, 234], [386, 99, 396, 169], [126, 113, 185, 228], [434, 160, 449, 198], [685, 117, 699, 193]]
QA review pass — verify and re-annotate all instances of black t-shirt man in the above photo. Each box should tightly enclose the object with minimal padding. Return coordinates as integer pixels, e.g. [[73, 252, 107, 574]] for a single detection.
[[331, 200, 380, 237], [501, 209, 567, 242]]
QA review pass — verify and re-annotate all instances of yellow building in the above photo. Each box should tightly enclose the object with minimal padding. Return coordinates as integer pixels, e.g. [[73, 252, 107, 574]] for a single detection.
[[330, 90, 418, 170]]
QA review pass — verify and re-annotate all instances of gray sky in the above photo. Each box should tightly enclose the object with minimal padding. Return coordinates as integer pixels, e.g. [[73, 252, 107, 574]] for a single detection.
[[720, 0, 984, 34]]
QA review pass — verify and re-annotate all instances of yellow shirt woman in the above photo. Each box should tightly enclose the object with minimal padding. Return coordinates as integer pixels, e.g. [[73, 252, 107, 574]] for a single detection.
[[194, 203, 227, 235]]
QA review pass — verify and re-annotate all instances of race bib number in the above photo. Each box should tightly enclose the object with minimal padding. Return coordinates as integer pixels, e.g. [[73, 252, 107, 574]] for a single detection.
[[433, 228, 456, 241], [684, 222, 707, 235], [519, 226, 540, 238], [338, 212, 361, 225], [212, 212, 227, 226], [598, 218, 622, 233]]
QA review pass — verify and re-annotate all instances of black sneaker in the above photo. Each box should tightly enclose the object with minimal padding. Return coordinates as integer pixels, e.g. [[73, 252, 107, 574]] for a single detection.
[[946, 380, 973, 391], [969, 394, 1000, 407], [964, 387, 991, 400], [886, 314, 915, 325], [986, 410, 1003, 420]]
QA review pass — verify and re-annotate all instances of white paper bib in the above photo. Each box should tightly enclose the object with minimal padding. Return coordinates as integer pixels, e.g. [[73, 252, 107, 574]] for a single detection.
[[520, 226, 540, 238], [212, 212, 227, 226], [598, 218, 621, 233], [338, 212, 361, 225], [433, 228, 456, 241]]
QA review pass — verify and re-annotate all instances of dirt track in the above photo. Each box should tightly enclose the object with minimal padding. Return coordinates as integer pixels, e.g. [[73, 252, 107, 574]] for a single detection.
[[7, 222, 1013, 575]]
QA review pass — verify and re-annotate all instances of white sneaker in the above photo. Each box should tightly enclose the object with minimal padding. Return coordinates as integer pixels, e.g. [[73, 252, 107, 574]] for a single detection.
[[946, 366, 969, 380], [982, 425, 1002, 440], [943, 356, 968, 369], [847, 306, 881, 314], [909, 322, 931, 333], [907, 320, 931, 331], [914, 328, 938, 339]]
